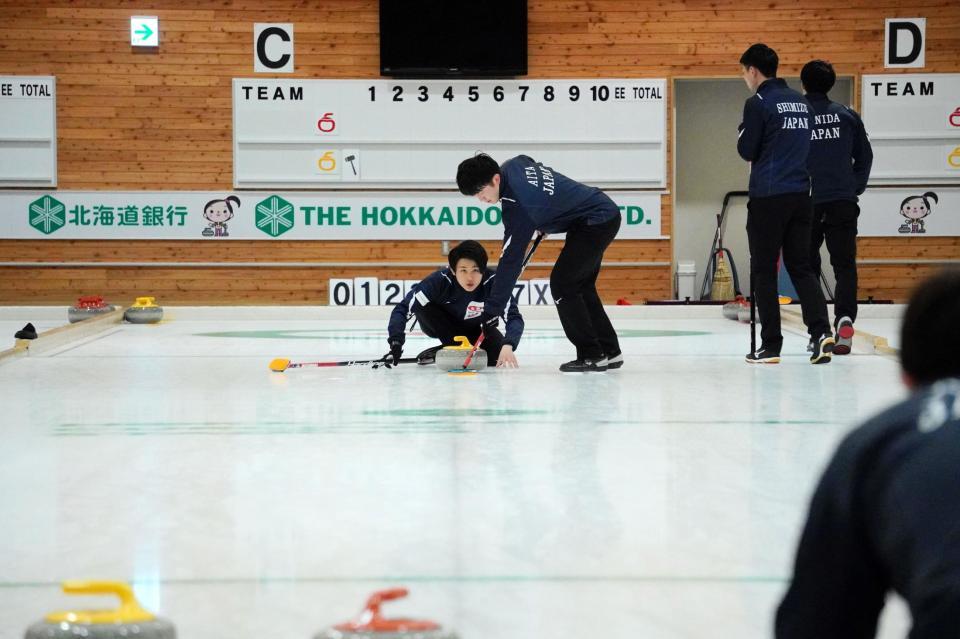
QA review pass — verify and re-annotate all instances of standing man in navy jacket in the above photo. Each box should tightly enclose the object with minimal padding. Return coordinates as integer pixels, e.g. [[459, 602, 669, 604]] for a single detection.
[[802, 59, 873, 355], [456, 153, 622, 372], [737, 43, 834, 364]]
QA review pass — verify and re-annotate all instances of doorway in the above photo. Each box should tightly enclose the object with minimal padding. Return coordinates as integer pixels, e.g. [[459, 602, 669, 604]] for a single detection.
[[673, 76, 854, 299]]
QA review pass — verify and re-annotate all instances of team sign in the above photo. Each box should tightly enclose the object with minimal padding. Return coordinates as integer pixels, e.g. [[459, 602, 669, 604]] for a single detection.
[[1, 191, 663, 240], [232, 79, 668, 189], [861, 73, 960, 183], [239, 82, 661, 104]]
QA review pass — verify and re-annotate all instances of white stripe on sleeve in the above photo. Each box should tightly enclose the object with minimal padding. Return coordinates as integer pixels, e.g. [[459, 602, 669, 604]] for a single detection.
[[500, 235, 512, 257]]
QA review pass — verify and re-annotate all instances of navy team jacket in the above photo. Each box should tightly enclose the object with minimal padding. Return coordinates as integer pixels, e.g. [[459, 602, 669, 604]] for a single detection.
[[388, 267, 524, 349], [484, 155, 619, 319], [737, 78, 812, 198], [805, 92, 874, 205], [776, 378, 960, 638]]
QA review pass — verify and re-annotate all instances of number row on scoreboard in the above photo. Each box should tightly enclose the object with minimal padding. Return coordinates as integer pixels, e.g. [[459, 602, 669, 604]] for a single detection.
[[329, 277, 555, 306]]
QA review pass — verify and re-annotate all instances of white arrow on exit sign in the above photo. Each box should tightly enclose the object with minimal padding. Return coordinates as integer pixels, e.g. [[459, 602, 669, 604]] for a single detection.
[[131, 16, 159, 47]]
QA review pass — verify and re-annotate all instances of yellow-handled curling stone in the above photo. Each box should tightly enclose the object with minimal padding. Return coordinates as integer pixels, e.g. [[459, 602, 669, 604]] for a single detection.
[[24, 581, 176, 639], [123, 296, 164, 324], [434, 336, 486, 373]]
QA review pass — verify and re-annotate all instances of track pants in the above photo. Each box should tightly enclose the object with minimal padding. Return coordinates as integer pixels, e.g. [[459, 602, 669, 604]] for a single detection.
[[810, 199, 859, 325], [550, 213, 622, 360], [747, 192, 831, 352]]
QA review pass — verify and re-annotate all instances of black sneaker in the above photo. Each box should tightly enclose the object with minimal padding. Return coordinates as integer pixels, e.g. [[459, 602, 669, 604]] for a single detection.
[[834, 317, 854, 355], [605, 352, 624, 369], [415, 345, 444, 365], [559, 357, 609, 372], [810, 334, 835, 364], [745, 347, 780, 364], [14, 322, 37, 340]]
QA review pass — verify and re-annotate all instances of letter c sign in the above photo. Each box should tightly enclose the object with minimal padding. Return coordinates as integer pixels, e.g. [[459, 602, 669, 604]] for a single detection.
[[255, 23, 294, 73]]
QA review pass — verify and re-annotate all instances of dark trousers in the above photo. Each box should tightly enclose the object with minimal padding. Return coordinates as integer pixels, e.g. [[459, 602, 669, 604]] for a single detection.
[[414, 303, 505, 366], [550, 213, 622, 360], [747, 192, 831, 352], [810, 200, 859, 325]]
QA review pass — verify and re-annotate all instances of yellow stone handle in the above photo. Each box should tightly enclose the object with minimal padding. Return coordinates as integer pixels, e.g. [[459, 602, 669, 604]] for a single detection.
[[447, 335, 473, 350], [132, 297, 157, 307], [45, 581, 156, 624]]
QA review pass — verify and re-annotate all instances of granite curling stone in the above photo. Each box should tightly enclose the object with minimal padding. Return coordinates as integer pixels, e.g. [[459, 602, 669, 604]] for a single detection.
[[434, 336, 487, 372], [24, 581, 176, 639], [314, 588, 458, 639], [722, 296, 749, 321], [123, 297, 164, 324], [68, 296, 117, 324]]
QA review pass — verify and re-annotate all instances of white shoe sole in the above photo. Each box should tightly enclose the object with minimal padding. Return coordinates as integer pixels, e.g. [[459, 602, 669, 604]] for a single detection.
[[810, 337, 835, 364]]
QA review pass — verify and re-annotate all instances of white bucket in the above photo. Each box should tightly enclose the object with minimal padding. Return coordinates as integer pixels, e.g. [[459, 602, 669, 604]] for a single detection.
[[676, 260, 696, 300]]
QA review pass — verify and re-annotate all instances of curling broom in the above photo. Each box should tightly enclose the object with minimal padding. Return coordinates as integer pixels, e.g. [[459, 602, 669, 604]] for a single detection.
[[269, 356, 419, 372]]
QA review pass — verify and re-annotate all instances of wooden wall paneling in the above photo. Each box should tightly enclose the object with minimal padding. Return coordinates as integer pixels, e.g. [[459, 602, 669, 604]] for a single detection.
[[0, 265, 672, 304], [0, 239, 670, 262], [0, 0, 957, 303]]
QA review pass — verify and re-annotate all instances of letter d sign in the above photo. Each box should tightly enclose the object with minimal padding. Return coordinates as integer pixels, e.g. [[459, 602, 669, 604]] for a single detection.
[[885, 18, 925, 68]]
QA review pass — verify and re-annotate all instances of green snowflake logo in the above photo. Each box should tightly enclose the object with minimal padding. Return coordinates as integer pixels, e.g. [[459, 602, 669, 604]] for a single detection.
[[29, 195, 66, 235], [255, 195, 295, 237]]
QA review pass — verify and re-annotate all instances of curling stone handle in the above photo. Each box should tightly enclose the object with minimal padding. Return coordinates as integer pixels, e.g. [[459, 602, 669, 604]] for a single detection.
[[371, 587, 408, 602], [336, 587, 441, 633], [63, 580, 139, 600], [452, 335, 472, 349], [364, 587, 409, 618], [46, 581, 155, 623]]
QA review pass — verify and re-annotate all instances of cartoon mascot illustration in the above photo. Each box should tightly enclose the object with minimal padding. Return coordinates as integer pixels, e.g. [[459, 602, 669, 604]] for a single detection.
[[202, 196, 240, 238], [898, 191, 937, 234]]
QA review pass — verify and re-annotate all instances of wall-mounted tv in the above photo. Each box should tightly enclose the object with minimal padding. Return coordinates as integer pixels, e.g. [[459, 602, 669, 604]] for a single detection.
[[380, 1, 527, 78]]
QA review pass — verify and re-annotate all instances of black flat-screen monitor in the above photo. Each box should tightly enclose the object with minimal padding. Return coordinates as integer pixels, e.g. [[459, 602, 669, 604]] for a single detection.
[[380, 0, 527, 78]]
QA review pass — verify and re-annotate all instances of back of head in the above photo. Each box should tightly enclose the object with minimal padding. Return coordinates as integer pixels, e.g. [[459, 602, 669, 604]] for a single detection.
[[448, 240, 488, 271], [456, 153, 500, 196], [740, 43, 779, 78], [900, 269, 960, 386], [801, 59, 836, 94]]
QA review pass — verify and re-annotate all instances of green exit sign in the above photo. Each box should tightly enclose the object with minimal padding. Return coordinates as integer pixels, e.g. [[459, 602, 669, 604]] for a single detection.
[[130, 16, 159, 47]]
